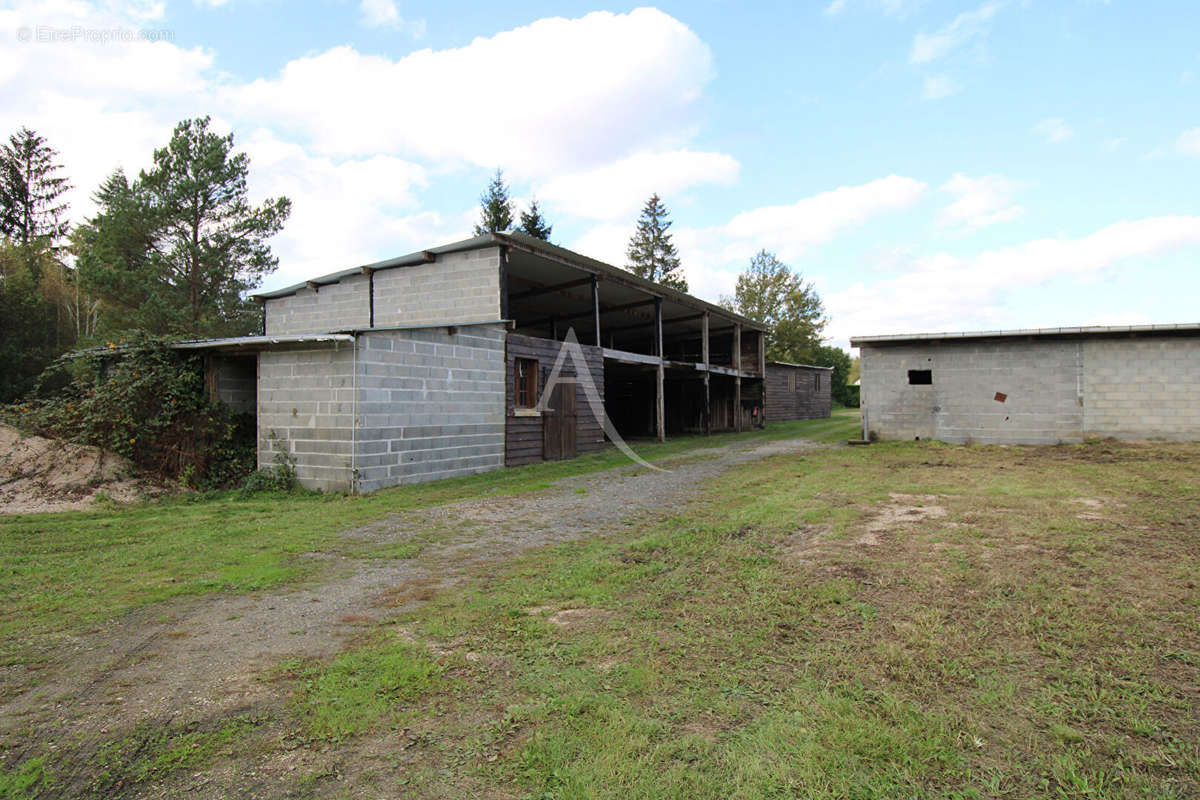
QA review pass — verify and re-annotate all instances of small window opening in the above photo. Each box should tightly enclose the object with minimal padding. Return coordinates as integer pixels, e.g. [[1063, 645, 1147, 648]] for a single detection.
[[515, 358, 538, 408], [908, 369, 932, 385], [814, 374, 822, 391]]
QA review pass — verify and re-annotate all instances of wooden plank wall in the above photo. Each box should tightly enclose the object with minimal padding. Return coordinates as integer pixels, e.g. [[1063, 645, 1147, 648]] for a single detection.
[[505, 333, 605, 466], [765, 364, 832, 421]]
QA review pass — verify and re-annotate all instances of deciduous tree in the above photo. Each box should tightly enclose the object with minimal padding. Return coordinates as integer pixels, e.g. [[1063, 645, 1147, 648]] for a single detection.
[[723, 249, 825, 363]]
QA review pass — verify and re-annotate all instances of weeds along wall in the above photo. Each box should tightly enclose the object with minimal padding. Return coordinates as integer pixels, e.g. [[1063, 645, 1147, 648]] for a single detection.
[[256, 324, 507, 492]]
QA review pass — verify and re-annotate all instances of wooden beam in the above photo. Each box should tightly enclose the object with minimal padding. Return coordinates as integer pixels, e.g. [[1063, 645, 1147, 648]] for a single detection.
[[734, 323, 742, 433], [656, 297, 665, 443], [498, 246, 510, 320], [702, 312, 710, 436], [519, 298, 658, 333], [758, 330, 766, 428], [592, 276, 601, 347], [603, 313, 706, 334], [509, 276, 594, 301]]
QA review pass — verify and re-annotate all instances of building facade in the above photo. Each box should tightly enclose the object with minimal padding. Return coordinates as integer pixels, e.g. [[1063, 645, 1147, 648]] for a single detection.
[[852, 325, 1200, 445], [191, 233, 768, 491], [765, 362, 833, 421]]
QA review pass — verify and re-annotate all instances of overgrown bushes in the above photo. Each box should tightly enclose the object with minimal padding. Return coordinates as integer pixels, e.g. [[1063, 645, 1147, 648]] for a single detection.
[[4, 333, 256, 489]]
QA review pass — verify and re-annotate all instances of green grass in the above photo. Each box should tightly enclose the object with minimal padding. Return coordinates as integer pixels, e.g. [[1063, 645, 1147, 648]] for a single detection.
[[9, 415, 1196, 798], [0, 413, 858, 659], [272, 436, 1199, 799]]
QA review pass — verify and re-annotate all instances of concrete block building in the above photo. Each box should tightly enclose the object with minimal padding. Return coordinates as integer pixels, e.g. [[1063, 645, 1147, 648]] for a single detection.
[[852, 324, 1200, 445], [185, 233, 767, 491], [764, 362, 833, 421]]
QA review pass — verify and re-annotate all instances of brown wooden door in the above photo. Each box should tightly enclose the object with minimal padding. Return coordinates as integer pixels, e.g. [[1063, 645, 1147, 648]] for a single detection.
[[543, 380, 577, 461]]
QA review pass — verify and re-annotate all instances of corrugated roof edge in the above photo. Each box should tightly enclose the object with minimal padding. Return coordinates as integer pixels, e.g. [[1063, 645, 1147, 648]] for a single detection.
[[850, 322, 1200, 346], [767, 360, 834, 370], [250, 231, 765, 330], [171, 333, 356, 350]]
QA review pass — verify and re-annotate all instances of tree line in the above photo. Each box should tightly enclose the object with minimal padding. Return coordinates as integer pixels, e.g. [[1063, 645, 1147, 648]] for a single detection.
[[472, 170, 855, 404], [0, 118, 291, 403]]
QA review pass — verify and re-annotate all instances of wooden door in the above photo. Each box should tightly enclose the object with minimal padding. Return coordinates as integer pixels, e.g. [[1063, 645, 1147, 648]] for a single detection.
[[542, 380, 578, 461]]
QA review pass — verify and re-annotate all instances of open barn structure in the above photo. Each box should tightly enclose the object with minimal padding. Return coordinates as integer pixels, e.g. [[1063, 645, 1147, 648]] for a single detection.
[[183, 233, 776, 491]]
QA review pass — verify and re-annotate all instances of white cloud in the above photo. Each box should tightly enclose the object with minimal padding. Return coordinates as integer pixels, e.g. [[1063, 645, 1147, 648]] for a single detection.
[[358, 0, 425, 36], [0, 1, 218, 220], [538, 150, 739, 221], [718, 175, 928, 259], [240, 130, 448, 288], [831, 216, 1200, 346], [223, 9, 714, 177], [1033, 117, 1073, 143], [938, 173, 1023, 231], [1101, 136, 1127, 152], [921, 74, 960, 100], [1177, 127, 1200, 155], [910, 2, 1003, 64]]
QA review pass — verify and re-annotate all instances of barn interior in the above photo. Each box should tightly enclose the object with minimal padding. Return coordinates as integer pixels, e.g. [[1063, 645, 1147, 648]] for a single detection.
[[499, 233, 766, 441]]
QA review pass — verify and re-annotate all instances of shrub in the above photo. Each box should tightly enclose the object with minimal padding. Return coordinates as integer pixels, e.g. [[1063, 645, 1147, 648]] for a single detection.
[[4, 332, 256, 489]]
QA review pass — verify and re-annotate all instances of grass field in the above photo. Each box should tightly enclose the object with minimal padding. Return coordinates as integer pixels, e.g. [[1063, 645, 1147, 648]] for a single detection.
[[2, 413, 1198, 799]]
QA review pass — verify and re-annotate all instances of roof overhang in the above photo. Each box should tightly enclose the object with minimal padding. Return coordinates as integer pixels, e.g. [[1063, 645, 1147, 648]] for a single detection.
[[850, 322, 1200, 347]]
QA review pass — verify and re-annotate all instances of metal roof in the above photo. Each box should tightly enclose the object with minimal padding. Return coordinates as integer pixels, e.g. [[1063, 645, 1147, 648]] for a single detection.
[[767, 360, 834, 370], [850, 322, 1200, 346], [170, 333, 355, 350], [251, 231, 765, 331]]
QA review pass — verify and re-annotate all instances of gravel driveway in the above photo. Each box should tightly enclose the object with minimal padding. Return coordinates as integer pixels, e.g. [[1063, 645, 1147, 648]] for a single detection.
[[0, 434, 826, 794]]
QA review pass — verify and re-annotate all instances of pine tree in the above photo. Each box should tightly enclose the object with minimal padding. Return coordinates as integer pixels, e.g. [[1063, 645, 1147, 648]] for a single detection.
[[77, 117, 291, 337], [518, 197, 552, 241], [625, 193, 687, 291], [473, 169, 514, 235], [0, 127, 71, 280]]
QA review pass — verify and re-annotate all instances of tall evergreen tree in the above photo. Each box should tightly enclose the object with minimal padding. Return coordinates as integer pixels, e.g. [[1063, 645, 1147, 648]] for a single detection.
[[625, 193, 687, 291], [77, 117, 291, 337], [473, 169, 514, 235], [0, 127, 71, 279], [723, 249, 826, 363], [518, 197, 552, 241]]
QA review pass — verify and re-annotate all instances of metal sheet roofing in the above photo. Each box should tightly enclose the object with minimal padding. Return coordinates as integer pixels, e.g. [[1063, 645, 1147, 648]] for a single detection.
[[850, 322, 1200, 346]]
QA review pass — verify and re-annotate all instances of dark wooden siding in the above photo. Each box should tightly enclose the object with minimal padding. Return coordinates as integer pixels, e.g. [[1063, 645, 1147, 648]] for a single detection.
[[505, 333, 605, 466], [765, 363, 832, 421]]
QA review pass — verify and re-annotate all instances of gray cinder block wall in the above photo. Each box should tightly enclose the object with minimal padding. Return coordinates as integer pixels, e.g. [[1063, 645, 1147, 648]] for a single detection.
[[354, 325, 506, 492], [1083, 338, 1200, 440], [258, 344, 358, 491], [857, 332, 1200, 444], [255, 325, 507, 492], [264, 248, 500, 335]]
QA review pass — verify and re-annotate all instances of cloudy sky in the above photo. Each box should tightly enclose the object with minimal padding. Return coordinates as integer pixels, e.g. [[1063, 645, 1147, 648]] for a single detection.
[[4, 0, 1198, 348]]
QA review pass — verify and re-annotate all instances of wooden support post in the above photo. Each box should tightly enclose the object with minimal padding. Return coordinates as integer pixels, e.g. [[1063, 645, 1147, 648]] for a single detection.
[[702, 312, 711, 436], [551, 316, 559, 341], [655, 297, 665, 442], [758, 330, 766, 428], [592, 276, 601, 347], [734, 323, 742, 432]]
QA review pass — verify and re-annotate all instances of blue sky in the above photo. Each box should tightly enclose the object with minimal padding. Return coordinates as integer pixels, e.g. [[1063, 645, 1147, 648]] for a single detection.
[[4, 0, 1198, 348]]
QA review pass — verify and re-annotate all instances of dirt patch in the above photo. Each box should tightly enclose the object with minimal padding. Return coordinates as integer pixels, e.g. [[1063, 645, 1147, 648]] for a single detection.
[[0, 424, 158, 514], [546, 608, 613, 629], [858, 493, 948, 545]]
